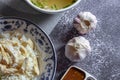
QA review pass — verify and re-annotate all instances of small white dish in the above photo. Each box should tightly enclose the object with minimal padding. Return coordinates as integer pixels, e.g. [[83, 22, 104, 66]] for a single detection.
[[25, 0, 81, 14], [61, 66, 97, 80]]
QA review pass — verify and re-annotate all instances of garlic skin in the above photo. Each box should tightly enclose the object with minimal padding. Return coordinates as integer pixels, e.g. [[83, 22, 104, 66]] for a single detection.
[[73, 12, 97, 34], [65, 36, 91, 62]]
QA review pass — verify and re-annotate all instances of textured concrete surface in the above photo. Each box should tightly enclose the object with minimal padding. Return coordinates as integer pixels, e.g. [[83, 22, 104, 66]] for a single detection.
[[50, 0, 120, 80]]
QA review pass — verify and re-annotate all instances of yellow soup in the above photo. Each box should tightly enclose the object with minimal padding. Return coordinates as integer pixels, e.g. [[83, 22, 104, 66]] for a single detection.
[[31, 0, 77, 10]]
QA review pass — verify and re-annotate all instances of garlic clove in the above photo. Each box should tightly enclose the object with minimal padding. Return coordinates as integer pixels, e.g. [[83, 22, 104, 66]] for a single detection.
[[73, 12, 97, 34], [65, 36, 91, 62]]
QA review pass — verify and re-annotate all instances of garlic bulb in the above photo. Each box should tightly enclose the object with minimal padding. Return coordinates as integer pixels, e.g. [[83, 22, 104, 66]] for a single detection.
[[65, 36, 91, 62], [73, 12, 97, 34]]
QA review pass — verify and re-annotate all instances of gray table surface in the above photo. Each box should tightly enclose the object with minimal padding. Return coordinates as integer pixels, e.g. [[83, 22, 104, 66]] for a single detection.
[[0, 0, 120, 80], [50, 0, 120, 80]]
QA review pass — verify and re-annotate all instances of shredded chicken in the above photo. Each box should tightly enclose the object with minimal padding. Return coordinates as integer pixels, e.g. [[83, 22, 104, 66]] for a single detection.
[[0, 32, 39, 80]]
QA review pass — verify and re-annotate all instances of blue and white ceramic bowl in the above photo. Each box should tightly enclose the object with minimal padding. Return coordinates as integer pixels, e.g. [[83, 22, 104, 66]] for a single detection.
[[0, 17, 57, 80]]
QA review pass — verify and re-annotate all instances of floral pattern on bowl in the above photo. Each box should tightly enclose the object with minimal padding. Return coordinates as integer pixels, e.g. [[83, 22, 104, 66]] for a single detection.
[[0, 17, 57, 80]]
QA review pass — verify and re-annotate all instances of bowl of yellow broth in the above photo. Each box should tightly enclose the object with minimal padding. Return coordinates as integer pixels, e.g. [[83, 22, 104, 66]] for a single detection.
[[26, 0, 81, 14]]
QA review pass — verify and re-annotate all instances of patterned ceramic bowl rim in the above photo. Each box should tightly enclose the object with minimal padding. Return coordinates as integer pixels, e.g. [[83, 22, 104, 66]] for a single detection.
[[0, 16, 57, 80]]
